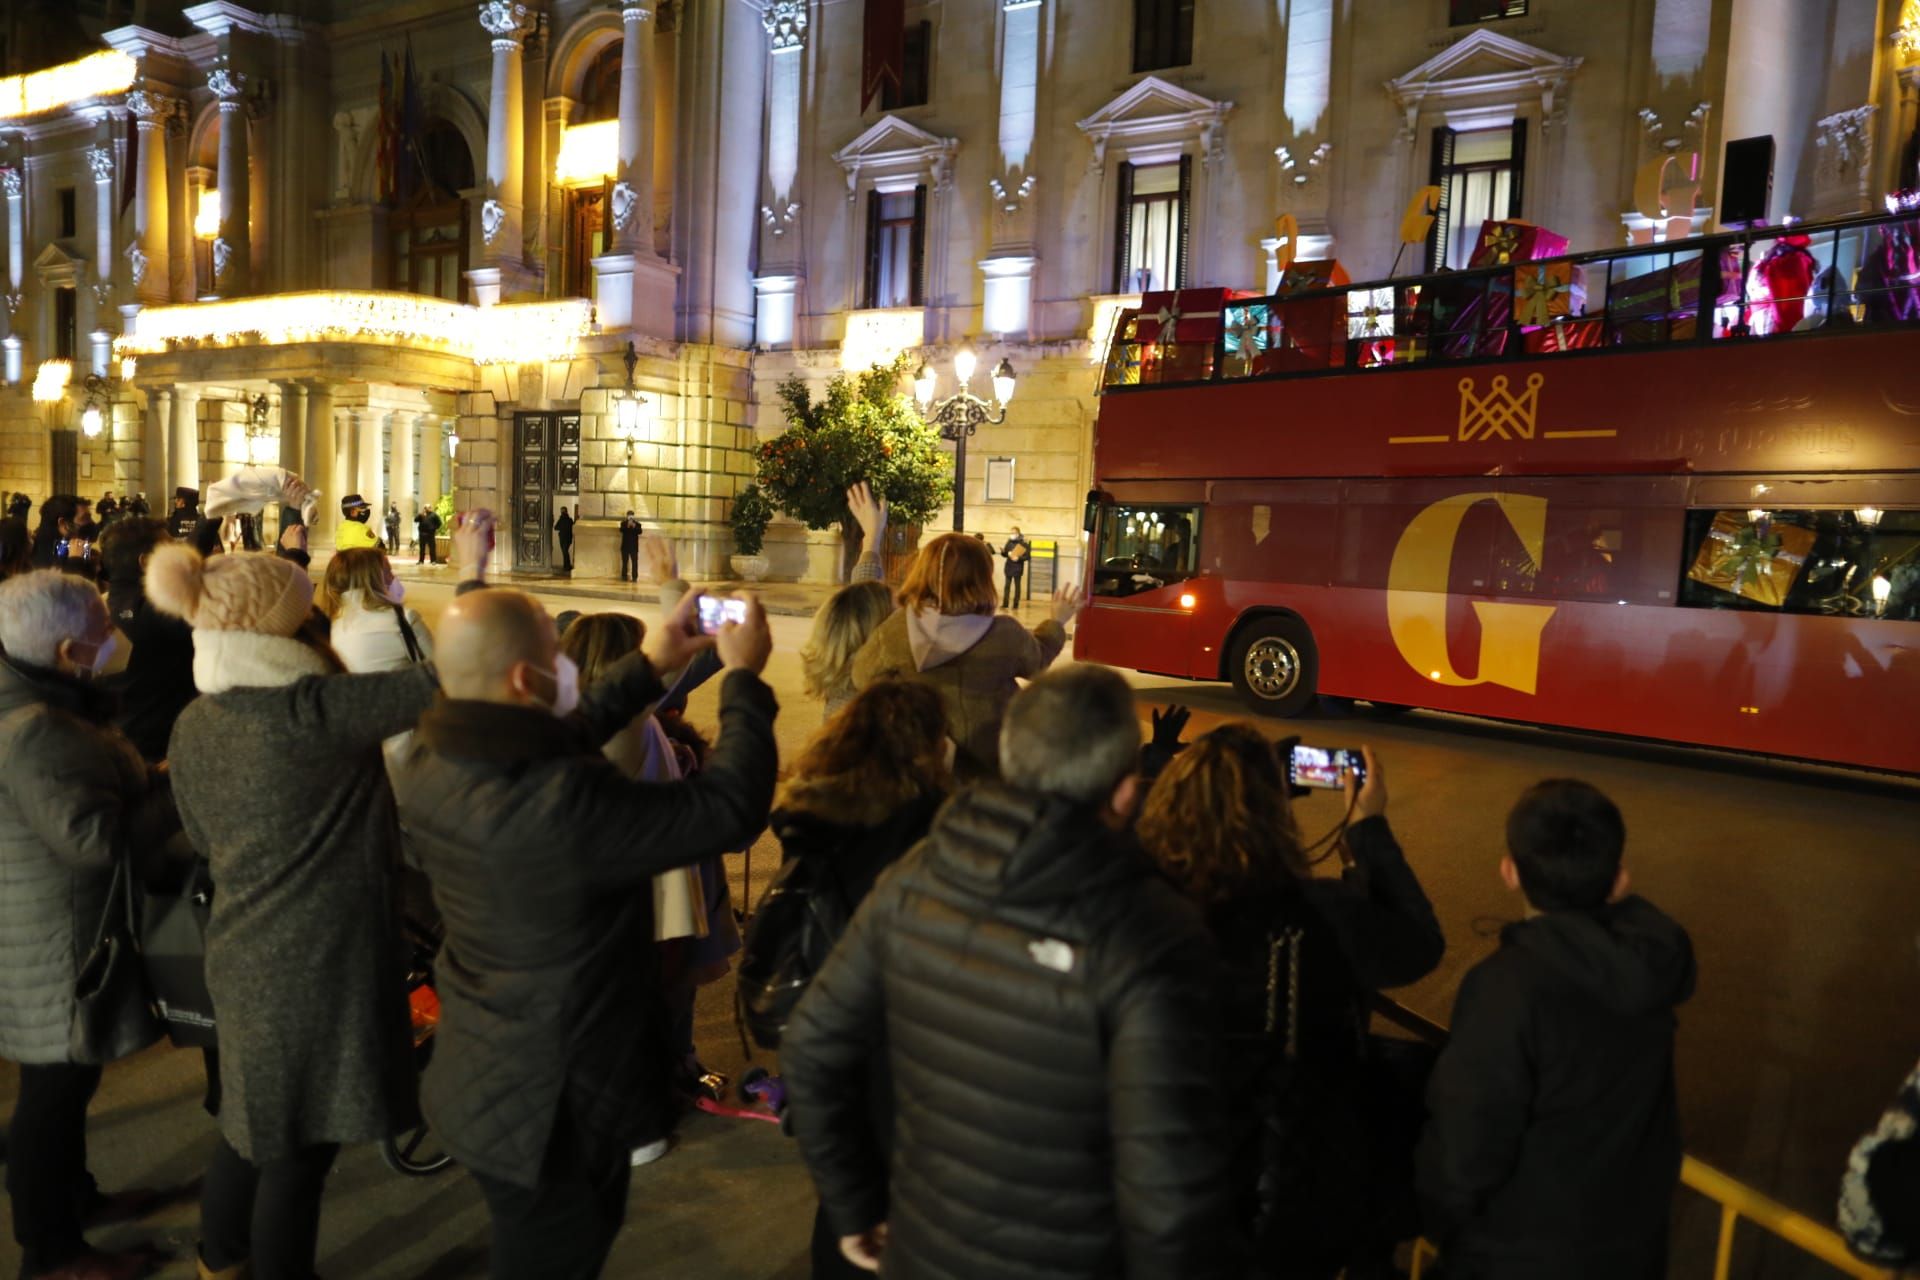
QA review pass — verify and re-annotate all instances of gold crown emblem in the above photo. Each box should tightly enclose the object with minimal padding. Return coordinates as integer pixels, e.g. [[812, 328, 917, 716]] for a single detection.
[[1458, 373, 1545, 442]]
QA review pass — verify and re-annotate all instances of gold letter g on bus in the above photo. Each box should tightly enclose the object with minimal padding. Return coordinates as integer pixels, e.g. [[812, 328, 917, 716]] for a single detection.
[[1386, 493, 1557, 695]]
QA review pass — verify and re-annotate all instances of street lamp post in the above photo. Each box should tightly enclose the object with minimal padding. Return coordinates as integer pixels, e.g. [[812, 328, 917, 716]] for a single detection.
[[913, 347, 1016, 533]]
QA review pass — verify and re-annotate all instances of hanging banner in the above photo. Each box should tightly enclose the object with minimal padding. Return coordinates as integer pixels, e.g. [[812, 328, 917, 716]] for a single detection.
[[862, 0, 906, 111]]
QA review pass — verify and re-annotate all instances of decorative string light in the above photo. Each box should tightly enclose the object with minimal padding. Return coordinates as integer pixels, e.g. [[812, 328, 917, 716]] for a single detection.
[[30, 359, 72, 404], [114, 292, 592, 366], [0, 51, 137, 123]]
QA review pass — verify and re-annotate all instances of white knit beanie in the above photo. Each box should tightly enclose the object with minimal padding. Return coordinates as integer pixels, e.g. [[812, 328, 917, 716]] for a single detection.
[[145, 544, 313, 637]]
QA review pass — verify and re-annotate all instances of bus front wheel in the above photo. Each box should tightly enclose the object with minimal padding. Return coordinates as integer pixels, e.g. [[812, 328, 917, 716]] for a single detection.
[[1228, 617, 1319, 718]]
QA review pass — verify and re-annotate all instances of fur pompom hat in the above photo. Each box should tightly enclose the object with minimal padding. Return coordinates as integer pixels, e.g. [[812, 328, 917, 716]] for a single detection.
[[145, 544, 313, 637]]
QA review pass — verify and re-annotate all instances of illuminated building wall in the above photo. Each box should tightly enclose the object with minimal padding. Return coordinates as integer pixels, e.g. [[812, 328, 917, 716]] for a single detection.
[[0, 2, 1913, 585]]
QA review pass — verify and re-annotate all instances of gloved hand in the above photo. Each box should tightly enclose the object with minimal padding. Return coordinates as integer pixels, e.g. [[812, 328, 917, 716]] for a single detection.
[[1140, 704, 1192, 781]]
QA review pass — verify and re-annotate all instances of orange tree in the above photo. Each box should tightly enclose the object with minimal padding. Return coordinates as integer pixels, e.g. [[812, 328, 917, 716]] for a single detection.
[[752, 355, 951, 576]]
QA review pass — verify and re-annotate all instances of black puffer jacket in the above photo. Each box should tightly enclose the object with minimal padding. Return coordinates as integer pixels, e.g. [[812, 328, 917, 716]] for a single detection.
[[782, 783, 1243, 1280], [395, 656, 778, 1189], [1416, 895, 1695, 1280], [102, 580, 196, 763]]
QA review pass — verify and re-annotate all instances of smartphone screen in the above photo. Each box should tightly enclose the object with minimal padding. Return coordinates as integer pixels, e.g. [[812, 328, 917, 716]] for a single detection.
[[697, 595, 748, 635], [1288, 744, 1364, 790]]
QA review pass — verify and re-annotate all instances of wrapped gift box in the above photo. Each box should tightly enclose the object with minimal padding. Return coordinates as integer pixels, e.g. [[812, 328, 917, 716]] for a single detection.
[[1277, 259, 1352, 296], [1134, 288, 1256, 344], [1422, 276, 1511, 358], [1470, 219, 1570, 268], [1612, 255, 1705, 342], [1685, 512, 1817, 607], [1513, 261, 1588, 326], [1521, 317, 1605, 352]]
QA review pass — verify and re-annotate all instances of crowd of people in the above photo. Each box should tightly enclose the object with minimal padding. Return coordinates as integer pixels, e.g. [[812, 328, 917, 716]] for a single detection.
[[0, 471, 1912, 1280]]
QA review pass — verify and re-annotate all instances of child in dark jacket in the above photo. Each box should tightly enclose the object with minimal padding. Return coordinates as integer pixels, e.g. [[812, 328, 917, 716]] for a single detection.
[[1416, 779, 1695, 1280]]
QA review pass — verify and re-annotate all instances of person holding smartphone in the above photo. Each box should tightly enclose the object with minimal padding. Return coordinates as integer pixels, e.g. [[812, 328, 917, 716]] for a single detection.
[[1137, 732, 1443, 1280]]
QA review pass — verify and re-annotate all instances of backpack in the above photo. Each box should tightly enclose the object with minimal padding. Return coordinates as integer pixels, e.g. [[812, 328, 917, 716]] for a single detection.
[[735, 852, 854, 1050]]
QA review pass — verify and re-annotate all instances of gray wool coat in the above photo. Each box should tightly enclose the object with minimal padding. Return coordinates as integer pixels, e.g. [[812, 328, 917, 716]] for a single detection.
[[0, 657, 168, 1065], [168, 644, 437, 1162]]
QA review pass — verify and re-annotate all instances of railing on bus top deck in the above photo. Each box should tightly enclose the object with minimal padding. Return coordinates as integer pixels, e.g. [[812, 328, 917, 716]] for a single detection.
[[1369, 994, 1906, 1280], [1098, 207, 1920, 394]]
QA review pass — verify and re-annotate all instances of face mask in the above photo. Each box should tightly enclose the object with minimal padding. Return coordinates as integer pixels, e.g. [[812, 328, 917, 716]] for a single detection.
[[529, 655, 581, 718], [385, 579, 406, 605], [67, 633, 120, 680]]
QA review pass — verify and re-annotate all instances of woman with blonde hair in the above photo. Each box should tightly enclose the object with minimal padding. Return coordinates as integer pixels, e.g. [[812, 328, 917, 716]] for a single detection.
[[800, 581, 893, 718], [319, 548, 433, 767], [1137, 727, 1440, 1280], [852, 531, 1081, 779]]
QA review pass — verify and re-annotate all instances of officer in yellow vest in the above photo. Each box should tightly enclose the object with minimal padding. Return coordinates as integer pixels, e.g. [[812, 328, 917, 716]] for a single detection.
[[336, 492, 382, 551]]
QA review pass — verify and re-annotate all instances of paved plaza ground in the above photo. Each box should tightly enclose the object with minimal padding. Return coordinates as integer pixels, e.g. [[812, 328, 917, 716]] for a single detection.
[[1, 579, 1914, 1278]]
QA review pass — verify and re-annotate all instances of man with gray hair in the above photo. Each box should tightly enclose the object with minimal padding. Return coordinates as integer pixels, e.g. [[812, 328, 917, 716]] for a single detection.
[[783, 664, 1242, 1280], [0, 571, 171, 1280]]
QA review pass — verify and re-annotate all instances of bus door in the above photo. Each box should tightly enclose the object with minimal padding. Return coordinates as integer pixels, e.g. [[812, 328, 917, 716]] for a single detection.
[[1083, 498, 1205, 677]]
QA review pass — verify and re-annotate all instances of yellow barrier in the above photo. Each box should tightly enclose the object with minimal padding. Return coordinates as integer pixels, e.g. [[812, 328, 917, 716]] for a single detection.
[[1404, 1156, 1899, 1279]]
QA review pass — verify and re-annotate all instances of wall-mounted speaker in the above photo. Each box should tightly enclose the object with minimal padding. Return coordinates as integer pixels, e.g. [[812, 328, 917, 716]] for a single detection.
[[1721, 136, 1775, 227]]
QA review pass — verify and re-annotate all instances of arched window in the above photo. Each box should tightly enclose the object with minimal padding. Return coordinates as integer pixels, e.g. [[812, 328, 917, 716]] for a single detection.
[[578, 42, 622, 123], [421, 118, 475, 198]]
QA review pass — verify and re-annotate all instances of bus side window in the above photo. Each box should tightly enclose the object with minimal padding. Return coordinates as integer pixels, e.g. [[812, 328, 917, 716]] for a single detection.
[[1679, 509, 1919, 620], [1091, 504, 1203, 597]]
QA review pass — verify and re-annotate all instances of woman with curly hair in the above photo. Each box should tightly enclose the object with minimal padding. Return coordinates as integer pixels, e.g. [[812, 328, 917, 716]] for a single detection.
[[770, 679, 952, 1278], [1137, 728, 1442, 1280]]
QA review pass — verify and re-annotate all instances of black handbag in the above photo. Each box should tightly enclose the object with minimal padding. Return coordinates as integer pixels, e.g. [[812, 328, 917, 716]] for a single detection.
[[140, 858, 218, 1049], [70, 855, 162, 1065]]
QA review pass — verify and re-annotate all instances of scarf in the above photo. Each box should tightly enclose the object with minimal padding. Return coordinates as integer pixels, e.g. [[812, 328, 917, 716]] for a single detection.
[[192, 629, 331, 694]]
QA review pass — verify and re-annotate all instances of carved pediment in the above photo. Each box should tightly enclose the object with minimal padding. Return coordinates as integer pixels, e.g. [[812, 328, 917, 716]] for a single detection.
[[1077, 76, 1233, 173], [833, 115, 958, 200], [1386, 29, 1581, 135], [34, 243, 86, 287]]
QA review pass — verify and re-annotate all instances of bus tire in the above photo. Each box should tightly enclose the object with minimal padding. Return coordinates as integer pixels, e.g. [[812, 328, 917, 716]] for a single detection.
[[1228, 616, 1319, 718]]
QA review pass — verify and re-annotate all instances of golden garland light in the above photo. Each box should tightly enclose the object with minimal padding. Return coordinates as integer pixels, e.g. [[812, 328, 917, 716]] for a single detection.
[[0, 51, 137, 123], [114, 292, 592, 366]]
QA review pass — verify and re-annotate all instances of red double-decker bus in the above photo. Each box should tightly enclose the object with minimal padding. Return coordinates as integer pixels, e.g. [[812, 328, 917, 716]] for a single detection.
[[1075, 210, 1920, 774]]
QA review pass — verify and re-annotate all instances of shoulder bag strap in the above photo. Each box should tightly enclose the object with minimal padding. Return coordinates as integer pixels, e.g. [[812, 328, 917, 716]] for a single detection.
[[394, 607, 424, 665]]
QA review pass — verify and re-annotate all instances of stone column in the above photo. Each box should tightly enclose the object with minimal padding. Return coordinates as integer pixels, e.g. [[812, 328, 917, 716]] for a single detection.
[[475, 1, 533, 300], [418, 416, 444, 516], [612, 3, 656, 255], [209, 68, 250, 296], [753, 1, 808, 347], [170, 386, 201, 496], [353, 409, 385, 517], [144, 389, 171, 505], [982, 0, 1042, 338], [3, 165, 24, 365], [391, 413, 418, 535], [87, 145, 116, 316], [125, 92, 175, 306], [303, 382, 338, 544], [274, 379, 306, 476]]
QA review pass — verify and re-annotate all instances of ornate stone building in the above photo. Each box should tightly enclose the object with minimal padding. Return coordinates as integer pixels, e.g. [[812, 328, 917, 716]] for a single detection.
[[2, 0, 1917, 581]]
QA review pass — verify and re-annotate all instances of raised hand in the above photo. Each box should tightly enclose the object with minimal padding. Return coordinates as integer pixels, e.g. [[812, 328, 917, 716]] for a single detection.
[[715, 593, 773, 675], [1050, 583, 1087, 626], [846, 481, 887, 546], [641, 534, 677, 584], [643, 587, 715, 675]]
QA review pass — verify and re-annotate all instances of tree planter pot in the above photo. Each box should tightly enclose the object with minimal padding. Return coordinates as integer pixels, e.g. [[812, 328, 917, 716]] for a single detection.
[[731, 554, 769, 582]]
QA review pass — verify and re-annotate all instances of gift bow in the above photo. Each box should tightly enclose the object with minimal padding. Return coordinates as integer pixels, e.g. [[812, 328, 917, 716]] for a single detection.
[[1514, 267, 1573, 327], [1146, 304, 1222, 341], [1483, 224, 1523, 265]]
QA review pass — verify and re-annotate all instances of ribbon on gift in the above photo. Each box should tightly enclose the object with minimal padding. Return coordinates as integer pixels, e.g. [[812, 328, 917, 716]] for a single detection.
[[1224, 305, 1268, 356], [1139, 303, 1224, 344], [1482, 223, 1523, 265], [1514, 264, 1574, 327]]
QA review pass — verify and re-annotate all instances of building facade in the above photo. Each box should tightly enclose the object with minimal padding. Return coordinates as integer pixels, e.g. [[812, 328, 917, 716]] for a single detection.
[[2, 0, 1917, 581]]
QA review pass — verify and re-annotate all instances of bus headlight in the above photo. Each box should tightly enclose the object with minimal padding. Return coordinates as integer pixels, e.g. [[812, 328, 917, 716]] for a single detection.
[[1178, 592, 1196, 609]]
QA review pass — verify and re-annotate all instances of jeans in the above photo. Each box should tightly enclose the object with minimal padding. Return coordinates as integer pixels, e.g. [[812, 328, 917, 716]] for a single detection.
[[199, 1135, 339, 1280], [470, 1116, 631, 1280], [7, 1062, 103, 1274], [1003, 569, 1025, 609], [559, 540, 574, 572], [620, 546, 639, 581]]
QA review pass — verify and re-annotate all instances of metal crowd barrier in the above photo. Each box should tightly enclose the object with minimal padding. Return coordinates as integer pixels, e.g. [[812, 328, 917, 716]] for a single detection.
[[1371, 995, 1903, 1280]]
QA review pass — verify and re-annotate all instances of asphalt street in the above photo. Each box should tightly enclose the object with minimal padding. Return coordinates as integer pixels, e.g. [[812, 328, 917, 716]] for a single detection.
[[2, 579, 1913, 1279]]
